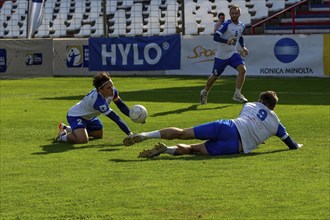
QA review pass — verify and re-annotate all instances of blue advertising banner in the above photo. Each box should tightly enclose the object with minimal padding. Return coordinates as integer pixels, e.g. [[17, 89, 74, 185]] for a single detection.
[[0, 49, 7, 72], [88, 34, 180, 71]]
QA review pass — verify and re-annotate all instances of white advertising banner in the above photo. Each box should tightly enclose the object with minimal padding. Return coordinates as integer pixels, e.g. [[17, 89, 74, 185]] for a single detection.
[[0, 39, 53, 78], [167, 34, 325, 77]]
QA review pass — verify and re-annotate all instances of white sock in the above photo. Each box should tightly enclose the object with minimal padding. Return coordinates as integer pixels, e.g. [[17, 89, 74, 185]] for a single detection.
[[235, 88, 241, 95], [65, 126, 72, 132], [165, 146, 177, 155], [142, 131, 161, 139], [60, 134, 67, 142]]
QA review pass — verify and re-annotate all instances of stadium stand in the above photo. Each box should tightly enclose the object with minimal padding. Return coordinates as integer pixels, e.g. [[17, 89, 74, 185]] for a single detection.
[[0, 0, 328, 38], [263, 0, 330, 34]]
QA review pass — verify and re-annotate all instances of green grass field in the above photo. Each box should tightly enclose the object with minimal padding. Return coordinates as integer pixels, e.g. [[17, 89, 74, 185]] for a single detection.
[[0, 76, 329, 220]]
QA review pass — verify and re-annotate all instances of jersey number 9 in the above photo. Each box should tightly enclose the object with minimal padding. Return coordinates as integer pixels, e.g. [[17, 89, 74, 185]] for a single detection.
[[257, 109, 267, 121]]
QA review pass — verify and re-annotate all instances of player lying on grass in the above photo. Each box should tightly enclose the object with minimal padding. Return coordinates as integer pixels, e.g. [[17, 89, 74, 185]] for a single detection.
[[55, 71, 133, 144], [123, 91, 303, 158]]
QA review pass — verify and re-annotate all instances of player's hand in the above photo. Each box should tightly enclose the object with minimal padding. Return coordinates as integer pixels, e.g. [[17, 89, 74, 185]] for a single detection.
[[297, 144, 303, 148], [227, 37, 237, 45], [241, 47, 249, 57]]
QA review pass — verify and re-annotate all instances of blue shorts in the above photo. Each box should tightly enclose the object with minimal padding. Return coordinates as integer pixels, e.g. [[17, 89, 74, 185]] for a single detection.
[[66, 115, 103, 134], [193, 119, 240, 156], [212, 53, 245, 76]]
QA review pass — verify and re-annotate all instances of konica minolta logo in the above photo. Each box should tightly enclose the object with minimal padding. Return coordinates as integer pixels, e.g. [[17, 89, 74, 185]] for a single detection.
[[274, 38, 299, 63]]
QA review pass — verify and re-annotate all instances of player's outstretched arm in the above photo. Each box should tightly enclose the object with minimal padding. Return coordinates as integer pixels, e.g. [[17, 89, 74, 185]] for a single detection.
[[114, 97, 130, 117], [282, 136, 303, 149], [106, 111, 132, 135]]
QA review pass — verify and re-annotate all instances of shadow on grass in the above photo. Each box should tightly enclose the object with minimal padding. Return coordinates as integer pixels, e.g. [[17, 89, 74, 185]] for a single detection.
[[151, 104, 232, 117], [32, 140, 122, 155], [109, 149, 290, 163], [40, 81, 330, 105]]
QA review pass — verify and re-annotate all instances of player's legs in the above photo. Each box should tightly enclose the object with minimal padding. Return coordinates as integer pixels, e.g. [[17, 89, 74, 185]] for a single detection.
[[123, 127, 196, 146], [194, 119, 240, 155], [67, 128, 103, 144], [175, 139, 239, 156], [138, 120, 240, 157], [235, 64, 246, 92], [159, 127, 195, 140], [200, 75, 219, 104], [65, 116, 90, 144], [229, 54, 248, 103], [59, 122, 72, 133], [138, 142, 209, 158], [67, 128, 89, 144], [55, 116, 103, 144], [204, 75, 219, 92], [89, 130, 103, 139], [182, 143, 209, 155], [200, 58, 228, 104], [84, 117, 104, 139]]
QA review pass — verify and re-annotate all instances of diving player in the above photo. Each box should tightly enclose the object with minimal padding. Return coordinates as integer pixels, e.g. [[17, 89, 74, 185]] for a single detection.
[[123, 91, 303, 158], [55, 71, 133, 144]]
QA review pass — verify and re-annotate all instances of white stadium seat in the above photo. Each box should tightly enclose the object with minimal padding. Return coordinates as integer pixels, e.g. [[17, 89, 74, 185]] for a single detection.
[[0, 0, 309, 37], [267, 0, 286, 12]]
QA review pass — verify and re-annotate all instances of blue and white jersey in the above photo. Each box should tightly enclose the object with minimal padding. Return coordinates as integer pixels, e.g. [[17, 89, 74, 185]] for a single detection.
[[232, 102, 289, 153], [214, 20, 245, 59], [68, 88, 119, 120]]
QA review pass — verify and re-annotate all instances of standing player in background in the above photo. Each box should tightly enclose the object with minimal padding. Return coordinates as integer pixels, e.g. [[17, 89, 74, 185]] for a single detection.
[[124, 91, 303, 158], [55, 71, 134, 144], [200, 5, 249, 104], [214, 12, 225, 33]]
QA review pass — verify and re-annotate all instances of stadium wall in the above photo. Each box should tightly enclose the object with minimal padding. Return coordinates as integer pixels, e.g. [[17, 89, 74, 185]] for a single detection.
[[168, 34, 328, 77], [0, 39, 53, 78], [0, 34, 329, 78]]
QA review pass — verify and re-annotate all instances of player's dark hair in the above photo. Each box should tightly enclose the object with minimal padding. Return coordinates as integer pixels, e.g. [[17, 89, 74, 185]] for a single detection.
[[93, 71, 112, 90], [218, 12, 225, 18], [259, 91, 278, 110]]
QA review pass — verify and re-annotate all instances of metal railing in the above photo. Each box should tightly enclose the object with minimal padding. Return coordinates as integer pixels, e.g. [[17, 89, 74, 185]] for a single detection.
[[251, 0, 308, 35]]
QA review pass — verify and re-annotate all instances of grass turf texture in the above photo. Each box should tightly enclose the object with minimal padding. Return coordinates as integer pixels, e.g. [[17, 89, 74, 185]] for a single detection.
[[0, 76, 329, 219]]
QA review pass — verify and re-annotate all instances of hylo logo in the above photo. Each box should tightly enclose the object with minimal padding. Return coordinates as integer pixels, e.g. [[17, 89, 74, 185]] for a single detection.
[[101, 42, 169, 66]]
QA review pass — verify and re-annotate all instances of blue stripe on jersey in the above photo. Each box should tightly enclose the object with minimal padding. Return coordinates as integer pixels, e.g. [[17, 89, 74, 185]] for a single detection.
[[93, 93, 110, 114], [219, 20, 230, 34], [276, 123, 288, 140]]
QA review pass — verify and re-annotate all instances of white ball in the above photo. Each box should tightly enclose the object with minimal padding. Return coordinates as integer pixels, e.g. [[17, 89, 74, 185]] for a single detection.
[[129, 105, 148, 123]]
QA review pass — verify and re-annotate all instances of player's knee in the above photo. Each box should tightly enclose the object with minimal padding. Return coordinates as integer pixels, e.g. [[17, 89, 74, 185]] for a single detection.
[[179, 128, 194, 140], [76, 136, 89, 144], [74, 136, 89, 144], [92, 133, 103, 139], [90, 130, 103, 139], [238, 65, 246, 75]]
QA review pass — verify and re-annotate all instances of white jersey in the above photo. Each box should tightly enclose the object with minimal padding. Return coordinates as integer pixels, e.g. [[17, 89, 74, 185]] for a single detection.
[[68, 88, 118, 120], [232, 102, 289, 153], [214, 20, 245, 59]]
